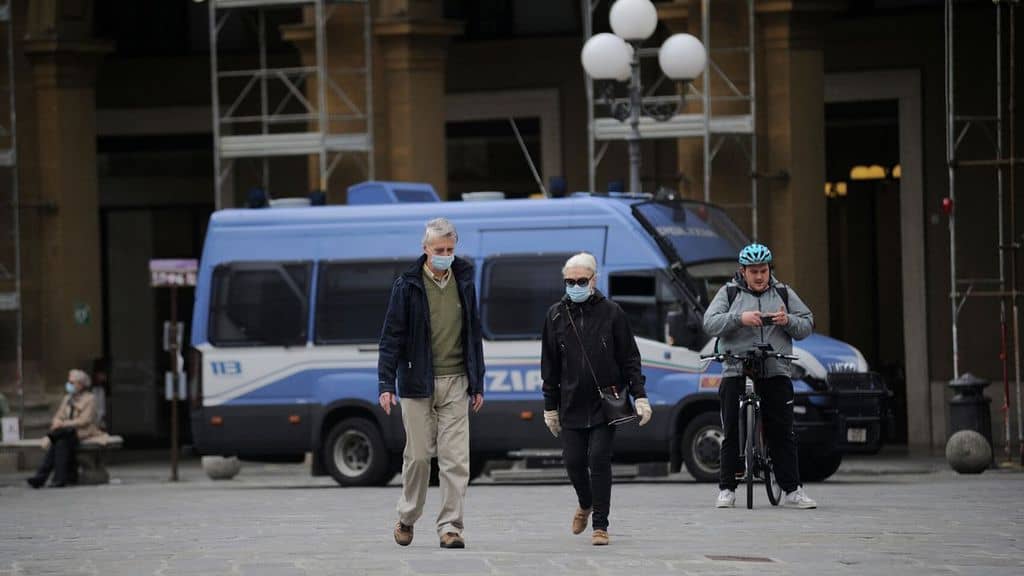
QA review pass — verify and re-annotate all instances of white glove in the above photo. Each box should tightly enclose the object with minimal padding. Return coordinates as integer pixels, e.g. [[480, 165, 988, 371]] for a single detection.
[[635, 398, 652, 426], [543, 410, 561, 438]]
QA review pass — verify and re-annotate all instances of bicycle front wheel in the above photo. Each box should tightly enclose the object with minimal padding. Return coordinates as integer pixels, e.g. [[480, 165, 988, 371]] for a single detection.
[[745, 403, 755, 509]]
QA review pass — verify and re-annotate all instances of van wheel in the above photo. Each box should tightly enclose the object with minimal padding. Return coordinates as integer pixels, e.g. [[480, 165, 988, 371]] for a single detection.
[[681, 412, 723, 483], [323, 418, 390, 487]]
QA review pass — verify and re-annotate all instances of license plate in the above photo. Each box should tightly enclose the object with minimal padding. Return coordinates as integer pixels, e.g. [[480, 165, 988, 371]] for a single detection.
[[847, 428, 868, 443]]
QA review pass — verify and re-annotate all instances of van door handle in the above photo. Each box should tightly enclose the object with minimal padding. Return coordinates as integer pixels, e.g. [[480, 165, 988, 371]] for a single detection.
[[358, 346, 379, 353]]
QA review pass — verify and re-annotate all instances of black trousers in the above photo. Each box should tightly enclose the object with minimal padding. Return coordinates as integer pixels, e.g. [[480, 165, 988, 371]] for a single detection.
[[719, 376, 800, 492], [31, 428, 79, 485], [561, 424, 615, 530]]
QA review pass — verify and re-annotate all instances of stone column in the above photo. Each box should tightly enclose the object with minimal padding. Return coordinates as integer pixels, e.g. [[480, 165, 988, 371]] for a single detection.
[[756, 1, 841, 333], [375, 14, 461, 198], [21, 0, 110, 393], [284, 0, 460, 200]]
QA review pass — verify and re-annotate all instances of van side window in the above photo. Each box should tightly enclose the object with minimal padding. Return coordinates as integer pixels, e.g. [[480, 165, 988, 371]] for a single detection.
[[482, 256, 567, 339], [609, 270, 708, 350], [209, 262, 311, 347], [316, 261, 405, 344]]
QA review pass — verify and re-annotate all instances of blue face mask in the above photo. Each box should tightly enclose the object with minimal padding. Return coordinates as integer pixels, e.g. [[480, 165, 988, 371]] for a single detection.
[[431, 254, 454, 271], [65, 382, 76, 395], [566, 284, 591, 303]]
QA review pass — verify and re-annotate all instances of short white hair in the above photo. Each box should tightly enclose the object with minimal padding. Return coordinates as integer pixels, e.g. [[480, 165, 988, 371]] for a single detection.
[[562, 252, 598, 276], [422, 217, 458, 246], [69, 369, 91, 388]]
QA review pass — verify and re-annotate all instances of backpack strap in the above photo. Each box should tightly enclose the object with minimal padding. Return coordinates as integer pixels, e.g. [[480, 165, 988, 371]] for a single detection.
[[775, 284, 790, 310], [726, 285, 740, 307]]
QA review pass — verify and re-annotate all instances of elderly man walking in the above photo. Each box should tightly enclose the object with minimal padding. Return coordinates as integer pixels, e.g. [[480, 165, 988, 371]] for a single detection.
[[378, 218, 485, 549]]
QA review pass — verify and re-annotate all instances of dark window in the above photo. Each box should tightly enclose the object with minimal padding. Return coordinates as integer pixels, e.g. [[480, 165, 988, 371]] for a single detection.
[[609, 269, 707, 350], [316, 261, 407, 344], [209, 262, 311, 347], [482, 256, 568, 339]]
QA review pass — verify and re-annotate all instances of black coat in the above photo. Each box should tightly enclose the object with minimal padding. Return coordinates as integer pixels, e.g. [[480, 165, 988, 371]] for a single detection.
[[378, 255, 485, 398], [541, 290, 647, 429]]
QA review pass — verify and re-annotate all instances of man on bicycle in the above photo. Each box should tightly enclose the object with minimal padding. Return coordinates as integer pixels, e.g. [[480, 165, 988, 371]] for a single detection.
[[703, 243, 818, 509]]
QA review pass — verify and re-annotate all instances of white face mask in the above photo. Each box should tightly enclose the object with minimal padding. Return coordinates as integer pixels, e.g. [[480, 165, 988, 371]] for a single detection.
[[65, 381, 76, 395]]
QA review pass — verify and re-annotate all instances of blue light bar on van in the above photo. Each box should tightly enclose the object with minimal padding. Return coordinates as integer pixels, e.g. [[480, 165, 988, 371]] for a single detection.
[[347, 181, 440, 205]]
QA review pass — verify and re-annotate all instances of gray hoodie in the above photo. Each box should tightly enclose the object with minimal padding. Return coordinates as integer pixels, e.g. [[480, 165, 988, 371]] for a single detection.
[[702, 272, 814, 378]]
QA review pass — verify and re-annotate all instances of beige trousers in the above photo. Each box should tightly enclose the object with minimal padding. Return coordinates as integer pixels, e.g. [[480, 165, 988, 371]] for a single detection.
[[396, 373, 470, 536]]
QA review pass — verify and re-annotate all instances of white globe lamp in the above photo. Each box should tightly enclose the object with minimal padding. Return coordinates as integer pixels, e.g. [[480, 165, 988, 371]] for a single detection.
[[609, 0, 659, 41], [658, 33, 707, 81], [581, 32, 632, 80]]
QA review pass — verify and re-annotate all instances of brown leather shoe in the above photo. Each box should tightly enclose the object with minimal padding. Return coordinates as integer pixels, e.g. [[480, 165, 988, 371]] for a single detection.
[[592, 529, 609, 546], [439, 532, 465, 549], [572, 507, 592, 535], [394, 522, 413, 546]]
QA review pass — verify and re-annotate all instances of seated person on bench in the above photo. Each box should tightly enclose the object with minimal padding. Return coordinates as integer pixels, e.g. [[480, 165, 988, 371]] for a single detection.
[[27, 369, 102, 488]]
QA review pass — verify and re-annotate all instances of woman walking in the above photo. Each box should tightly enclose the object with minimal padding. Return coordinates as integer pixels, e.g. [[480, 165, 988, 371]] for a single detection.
[[540, 252, 652, 545]]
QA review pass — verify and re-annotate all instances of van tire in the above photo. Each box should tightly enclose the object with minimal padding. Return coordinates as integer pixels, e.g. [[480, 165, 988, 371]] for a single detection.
[[323, 418, 390, 487], [681, 411, 723, 483]]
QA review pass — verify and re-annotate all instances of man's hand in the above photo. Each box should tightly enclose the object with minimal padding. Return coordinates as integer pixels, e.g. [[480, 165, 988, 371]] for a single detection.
[[772, 306, 789, 326], [49, 420, 62, 431], [379, 392, 398, 416], [471, 394, 484, 413], [740, 311, 764, 327]]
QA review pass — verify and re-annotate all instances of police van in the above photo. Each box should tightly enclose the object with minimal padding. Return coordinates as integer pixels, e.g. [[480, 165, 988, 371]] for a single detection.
[[189, 185, 887, 486]]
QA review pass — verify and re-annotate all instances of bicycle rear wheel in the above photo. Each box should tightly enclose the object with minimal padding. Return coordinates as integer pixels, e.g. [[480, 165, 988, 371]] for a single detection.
[[745, 403, 755, 509]]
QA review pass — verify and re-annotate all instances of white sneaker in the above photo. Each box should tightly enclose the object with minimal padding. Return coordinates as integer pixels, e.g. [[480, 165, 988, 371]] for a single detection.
[[783, 487, 817, 509], [715, 489, 735, 508]]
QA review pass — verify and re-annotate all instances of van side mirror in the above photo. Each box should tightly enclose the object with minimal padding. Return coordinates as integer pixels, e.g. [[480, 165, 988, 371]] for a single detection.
[[665, 308, 708, 350]]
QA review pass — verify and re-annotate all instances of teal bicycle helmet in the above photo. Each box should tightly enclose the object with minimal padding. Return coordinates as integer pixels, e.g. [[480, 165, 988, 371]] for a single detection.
[[738, 243, 773, 266]]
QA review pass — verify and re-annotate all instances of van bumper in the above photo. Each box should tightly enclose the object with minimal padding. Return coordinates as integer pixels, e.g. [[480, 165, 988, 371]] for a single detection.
[[795, 372, 890, 454]]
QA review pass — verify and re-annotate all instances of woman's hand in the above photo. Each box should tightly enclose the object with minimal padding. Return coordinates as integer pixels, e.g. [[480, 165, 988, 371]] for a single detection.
[[635, 398, 652, 426], [543, 410, 561, 438]]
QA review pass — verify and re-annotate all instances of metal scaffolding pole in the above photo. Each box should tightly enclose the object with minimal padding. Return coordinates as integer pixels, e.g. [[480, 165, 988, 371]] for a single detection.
[[1, 2, 22, 432], [945, 0, 959, 380]]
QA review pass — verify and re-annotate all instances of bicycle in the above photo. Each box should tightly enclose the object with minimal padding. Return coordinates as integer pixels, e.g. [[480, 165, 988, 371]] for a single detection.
[[701, 344, 798, 509]]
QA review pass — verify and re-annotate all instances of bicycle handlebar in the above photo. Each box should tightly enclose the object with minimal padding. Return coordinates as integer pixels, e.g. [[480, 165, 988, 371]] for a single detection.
[[700, 350, 799, 363]]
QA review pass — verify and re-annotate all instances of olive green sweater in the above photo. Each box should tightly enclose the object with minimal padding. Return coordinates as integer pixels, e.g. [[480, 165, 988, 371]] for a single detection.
[[423, 269, 465, 376]]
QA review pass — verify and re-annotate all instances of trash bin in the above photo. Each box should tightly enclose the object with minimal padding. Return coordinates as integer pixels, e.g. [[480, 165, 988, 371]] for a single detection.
[[947, 372, 993, 448]]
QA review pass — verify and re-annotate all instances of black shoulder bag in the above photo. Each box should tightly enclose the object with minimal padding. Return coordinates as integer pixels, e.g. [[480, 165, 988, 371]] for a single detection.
[[565, 305, 638, 426]]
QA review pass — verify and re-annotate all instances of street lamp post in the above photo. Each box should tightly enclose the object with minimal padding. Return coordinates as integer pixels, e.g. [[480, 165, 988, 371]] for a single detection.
[[581, 0, 707, 194]]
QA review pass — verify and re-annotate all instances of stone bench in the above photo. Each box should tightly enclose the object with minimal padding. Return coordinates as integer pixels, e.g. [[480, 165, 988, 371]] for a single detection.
[[0, 434, 123, 484]]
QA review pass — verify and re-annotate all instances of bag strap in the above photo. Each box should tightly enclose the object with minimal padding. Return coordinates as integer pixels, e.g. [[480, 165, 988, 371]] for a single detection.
[[563, 304, 617, 400]]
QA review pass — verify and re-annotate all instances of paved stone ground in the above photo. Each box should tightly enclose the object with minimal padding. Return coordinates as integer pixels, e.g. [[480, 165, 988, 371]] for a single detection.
[[1, 460, 1021, 576]]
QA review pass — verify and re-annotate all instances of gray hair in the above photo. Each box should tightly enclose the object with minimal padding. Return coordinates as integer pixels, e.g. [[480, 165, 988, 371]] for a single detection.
[[422, 217, 458, 246], [69, 369, 91, 388], [562, 252, 598, 276]]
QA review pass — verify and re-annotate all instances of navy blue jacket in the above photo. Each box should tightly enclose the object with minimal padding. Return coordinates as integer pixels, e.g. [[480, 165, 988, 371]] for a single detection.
[[378, 255, 485, 398]]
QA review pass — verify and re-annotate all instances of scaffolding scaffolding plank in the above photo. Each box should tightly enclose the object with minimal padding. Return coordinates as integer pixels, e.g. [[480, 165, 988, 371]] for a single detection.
[[594, 114, 752, 140], [220, 132, 370, 158]]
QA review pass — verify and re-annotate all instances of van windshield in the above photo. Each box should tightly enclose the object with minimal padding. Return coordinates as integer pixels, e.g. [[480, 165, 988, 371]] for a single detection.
[[632, 201, 748, 266]]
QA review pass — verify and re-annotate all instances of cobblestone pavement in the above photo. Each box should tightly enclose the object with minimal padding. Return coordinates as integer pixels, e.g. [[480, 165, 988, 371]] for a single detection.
[[1, 462, 1021, 576]]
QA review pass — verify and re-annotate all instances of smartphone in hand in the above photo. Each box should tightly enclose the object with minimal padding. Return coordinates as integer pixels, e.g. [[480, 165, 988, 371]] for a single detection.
[[760, 313, 776, 326]]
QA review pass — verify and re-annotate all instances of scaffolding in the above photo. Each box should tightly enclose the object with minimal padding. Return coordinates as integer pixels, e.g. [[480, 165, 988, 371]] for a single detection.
[[0, 0, 22, 430], [209, 0, 373, 209], [583, 0, 761, 238], [945, 0, 1022, 463]]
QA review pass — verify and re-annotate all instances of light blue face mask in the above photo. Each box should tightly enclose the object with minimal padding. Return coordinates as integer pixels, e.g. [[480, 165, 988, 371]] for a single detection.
[[65, 381, 76, 395], [431, 254, 455, 271], [566, 284, 591, 303]]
